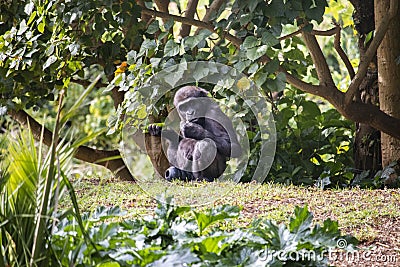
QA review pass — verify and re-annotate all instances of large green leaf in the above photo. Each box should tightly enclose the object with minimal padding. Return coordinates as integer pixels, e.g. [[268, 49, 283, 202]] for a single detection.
[[164, 39, 180, 57], [194, 205, 241, 234], [246, 45, 268, 61]]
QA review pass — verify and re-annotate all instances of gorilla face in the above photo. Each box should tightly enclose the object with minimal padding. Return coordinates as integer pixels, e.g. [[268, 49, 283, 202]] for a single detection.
[[176, 97, 207, 125]]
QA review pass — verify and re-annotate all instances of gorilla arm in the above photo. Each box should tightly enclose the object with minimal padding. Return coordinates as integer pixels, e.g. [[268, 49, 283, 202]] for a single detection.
[[180, 112, 242, 158]]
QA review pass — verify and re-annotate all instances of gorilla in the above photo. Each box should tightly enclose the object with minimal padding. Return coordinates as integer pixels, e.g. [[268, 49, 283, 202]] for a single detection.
[[148, 86, 241, 181]]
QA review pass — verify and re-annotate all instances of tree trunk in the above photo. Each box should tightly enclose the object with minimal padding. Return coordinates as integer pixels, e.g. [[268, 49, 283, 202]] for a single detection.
[[9, 109, 134, 181], [350, 0, 382, 174], [354, 70, 381, 172], [375, 0, 400, 168], [145, 133, 170, 178]]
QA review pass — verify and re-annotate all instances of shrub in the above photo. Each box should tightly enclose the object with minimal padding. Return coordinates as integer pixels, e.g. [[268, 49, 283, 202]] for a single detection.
[[270, 89, 354, 187], [52, 197, 357, 266]]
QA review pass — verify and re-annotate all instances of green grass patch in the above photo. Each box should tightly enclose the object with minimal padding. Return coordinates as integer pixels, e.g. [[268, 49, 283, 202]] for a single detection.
[[61, 173, 400, 243]]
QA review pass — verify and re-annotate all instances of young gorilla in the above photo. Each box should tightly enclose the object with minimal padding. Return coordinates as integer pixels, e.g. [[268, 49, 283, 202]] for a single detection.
[[148, 86, 241, 181]]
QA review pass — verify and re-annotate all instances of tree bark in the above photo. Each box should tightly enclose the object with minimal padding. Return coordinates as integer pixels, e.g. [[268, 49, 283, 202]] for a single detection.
[[9, 109, 134, 181], [375, 0, 400, 167], [354, 69, 381, 172], [145, 133, 170, 178], [350, 0, 382, 173], [180, 0, 199, 37]]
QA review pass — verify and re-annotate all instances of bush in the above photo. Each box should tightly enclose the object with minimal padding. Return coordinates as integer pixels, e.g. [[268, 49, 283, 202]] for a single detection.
[[270, 89, 354, 187], [52, 197, 357, 266]]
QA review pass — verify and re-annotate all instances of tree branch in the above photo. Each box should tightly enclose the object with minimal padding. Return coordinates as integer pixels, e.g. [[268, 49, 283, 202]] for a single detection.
[[140, 7, 327, 95], [137, 0, 152, 23], [8, 109, 134, 181], [203, 0, 225, 22], [278, 28, 303, 41], [154, 0, 169, 12], [311, 28, 338, 36], [180, 0, 199, 37], [333, 26, 355, 79], [194, 0, 225, 35], [345, 0, 398, 104], [142, 8, 213, 31], [140, 3, 400, 142], [154, 0, 170, 25], [279, 26, 337, 41], [343, 101, 400, 140], [141, 7, 242, 46], [302, 31, 336, 87]]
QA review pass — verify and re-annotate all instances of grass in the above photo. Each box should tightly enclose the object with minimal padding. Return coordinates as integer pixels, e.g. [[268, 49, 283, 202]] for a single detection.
[[62, 166, 400, 244]]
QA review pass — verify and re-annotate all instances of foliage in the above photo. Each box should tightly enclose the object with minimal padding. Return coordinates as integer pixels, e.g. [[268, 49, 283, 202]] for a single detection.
[[0, 0, 378, 186], [0, 0, 332, 122], [352, 162, 400, 189], [52, 196, 357, 266], [0, 126, 71, 265], [0, 81, 105, 265], [36, 82, 119, 150], [0, 0, 142, 111], [270, 89, 354, 187]]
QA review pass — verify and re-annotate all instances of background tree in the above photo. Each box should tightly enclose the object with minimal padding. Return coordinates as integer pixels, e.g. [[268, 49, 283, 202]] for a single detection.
[[1, 0, 399, 185], [349, 0, 381, 174], [375, 0, 400, 168]]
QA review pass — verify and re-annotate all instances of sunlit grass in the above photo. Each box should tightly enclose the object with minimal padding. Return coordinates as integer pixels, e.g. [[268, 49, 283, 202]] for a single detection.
[[61, 167, 400, 242]]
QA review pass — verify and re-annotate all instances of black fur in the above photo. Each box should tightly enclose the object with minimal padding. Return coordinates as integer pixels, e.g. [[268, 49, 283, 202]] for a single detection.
[[149, 86, 241, 181]]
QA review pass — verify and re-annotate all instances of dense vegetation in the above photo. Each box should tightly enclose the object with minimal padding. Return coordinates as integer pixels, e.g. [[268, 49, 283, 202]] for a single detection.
[[1, 0, 399, 186], [1, 0, 400, 265]]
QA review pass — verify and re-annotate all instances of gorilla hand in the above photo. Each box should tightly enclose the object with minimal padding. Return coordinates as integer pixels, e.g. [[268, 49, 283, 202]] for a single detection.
[[181, 122, 206, 140], [148, 124, 162, 136]]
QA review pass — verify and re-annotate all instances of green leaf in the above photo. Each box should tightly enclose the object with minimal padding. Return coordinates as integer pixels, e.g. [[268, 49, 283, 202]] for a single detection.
[[199, 235, 228, 254], [192, 64, 209, 81], [184, 29, 212, 49], [136, 104, 147, 119], [68, 43, 80, 56], [253, 69, 268, 88], [194, 205, 240, 234], [24, 2, 35, 15], [62, 74, 102, 122], [264, 60, 279, 74], [268, 72, 286, 92], [27, 11, 37, 25], [97, 262, 120, 267], [248, 62, 259, 74], [147, 20, 160, 34], [301, 100, 321, 117], [164, 39, 180, 57], [239, 14, 253, 26], [246, 45, 268, 61], [163, 19, 174, 31], [17, 20, 28, 36], [289, 206, 313, 234], [261, 31, 279, 47], [233, 60, 251, 72], [243, 36, 259, 49], [43, 55, 57, 70], [304, 0, 327, 23], [38, 21, 45, 33], [151, 249, 199, 266], [364, 30, 374, 46], [139, 39, 157, 57], [264, 0, 285, 17], [91, 206, 126, 221]]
